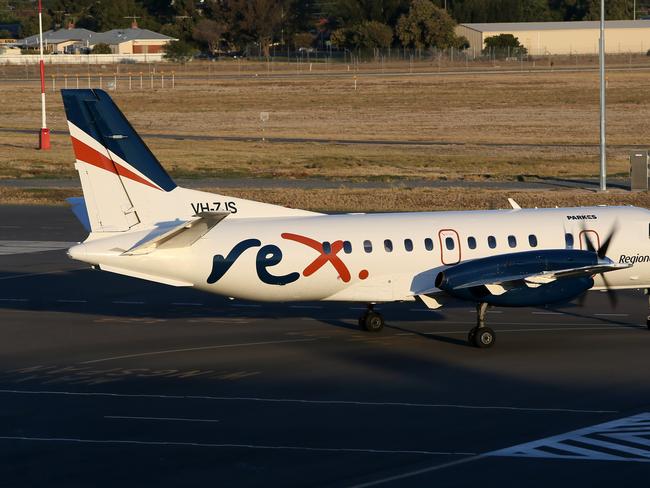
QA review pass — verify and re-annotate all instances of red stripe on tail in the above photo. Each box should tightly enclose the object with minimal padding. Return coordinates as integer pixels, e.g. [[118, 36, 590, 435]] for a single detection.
[[71, 137, 160, 190]]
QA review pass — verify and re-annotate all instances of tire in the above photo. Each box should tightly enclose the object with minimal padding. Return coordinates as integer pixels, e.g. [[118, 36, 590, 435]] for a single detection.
[[467, 326, 478, 345], [358, 313, 368, 330], [364, 312, 384, 332], [474, 327, 495, 348]]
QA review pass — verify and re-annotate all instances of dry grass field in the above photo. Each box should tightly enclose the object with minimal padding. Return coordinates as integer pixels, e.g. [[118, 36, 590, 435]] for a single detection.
[[1, 59, 649, 210]]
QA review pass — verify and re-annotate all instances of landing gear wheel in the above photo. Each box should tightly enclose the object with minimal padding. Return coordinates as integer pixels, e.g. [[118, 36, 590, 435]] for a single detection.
[[358, 313, 367, 329], [364, 312, 385, 332], [467, 326, 478, 345], [473, 327, 495, 348]]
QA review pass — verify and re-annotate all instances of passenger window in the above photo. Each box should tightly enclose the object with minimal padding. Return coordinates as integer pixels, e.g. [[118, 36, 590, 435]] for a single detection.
[[528, 234, 538, 247], [445, 237, 455, 250], [343, 241, 352, 254], [565, 233, 574, 249], [322, 241, 332, 254], [404, 239, 413, 252], [363, 240, 373, 253], [467, 236, 476, 249], [424, 238, 433, 251], [508, 235, 517, 248], [488, 236, 497, 249], [384, 239, 393, 252]]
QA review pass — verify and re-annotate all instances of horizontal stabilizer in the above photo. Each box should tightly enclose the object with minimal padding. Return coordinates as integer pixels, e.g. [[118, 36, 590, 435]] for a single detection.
[[66, 197, 91, 232], [123, 211, 229, 255]]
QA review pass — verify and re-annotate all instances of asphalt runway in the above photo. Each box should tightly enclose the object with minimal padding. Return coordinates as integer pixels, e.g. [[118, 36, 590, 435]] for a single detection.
[[1, 205, 649, 487]]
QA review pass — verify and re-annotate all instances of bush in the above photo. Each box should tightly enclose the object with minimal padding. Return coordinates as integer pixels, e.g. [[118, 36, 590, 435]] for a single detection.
[[91, 43, 112, 54], [163, 40, 197, 63]]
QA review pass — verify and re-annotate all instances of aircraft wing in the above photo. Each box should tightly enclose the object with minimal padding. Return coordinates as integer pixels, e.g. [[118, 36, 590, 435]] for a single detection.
[[453, 262, 631, 295], [123, 211, 229, 255]]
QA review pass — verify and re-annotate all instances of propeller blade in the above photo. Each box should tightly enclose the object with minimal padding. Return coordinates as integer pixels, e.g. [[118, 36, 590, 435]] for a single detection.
[[600, 273, 618, 309], [598, 223, 618, 259], [583, 232, 596, 253]]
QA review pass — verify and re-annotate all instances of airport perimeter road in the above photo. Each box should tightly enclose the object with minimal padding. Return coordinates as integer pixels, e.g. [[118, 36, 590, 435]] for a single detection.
[[0, 206, 649, 487]]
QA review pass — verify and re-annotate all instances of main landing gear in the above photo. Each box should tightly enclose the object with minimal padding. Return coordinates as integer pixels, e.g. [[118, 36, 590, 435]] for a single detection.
[[468, 302, 496, 348], [359, 304, 384, 332], [646, 289, 650, 330]]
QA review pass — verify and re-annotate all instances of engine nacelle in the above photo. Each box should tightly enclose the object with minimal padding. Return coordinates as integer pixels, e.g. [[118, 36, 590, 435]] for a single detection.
[[435, 250, 597, 307]]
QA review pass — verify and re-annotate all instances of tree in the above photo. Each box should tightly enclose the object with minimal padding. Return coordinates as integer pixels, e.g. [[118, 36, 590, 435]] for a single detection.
[[91, 43, 112, 54], [483, 33, 527, 57], [293, 31, 313, 49], [163, 40, 196, 62], [584, 0, 633, 20], [396, 0, 458, 49], [192, 19, 228, 53], [229, 0, 284, 57], [328, 0, 410, 27]]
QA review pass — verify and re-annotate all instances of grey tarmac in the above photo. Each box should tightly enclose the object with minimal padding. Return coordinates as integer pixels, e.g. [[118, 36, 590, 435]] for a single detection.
[[0, 205, 649, 488]]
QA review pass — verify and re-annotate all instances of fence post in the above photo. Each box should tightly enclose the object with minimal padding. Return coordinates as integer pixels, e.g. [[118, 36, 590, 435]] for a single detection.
[[51, 75, 55, 92], [172, 71, 175, 89]]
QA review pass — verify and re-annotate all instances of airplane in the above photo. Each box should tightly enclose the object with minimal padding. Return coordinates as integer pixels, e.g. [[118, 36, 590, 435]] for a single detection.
[[62, 89, 650, 348]]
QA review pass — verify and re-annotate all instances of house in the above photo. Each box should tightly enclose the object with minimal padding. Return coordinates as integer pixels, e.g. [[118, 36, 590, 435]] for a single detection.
[[84, 21, 174, 54], [20, 25, 96, 53]]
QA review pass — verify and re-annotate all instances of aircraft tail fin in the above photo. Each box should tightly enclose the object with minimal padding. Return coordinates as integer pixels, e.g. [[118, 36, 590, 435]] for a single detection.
[[61, 89, 316, 233]]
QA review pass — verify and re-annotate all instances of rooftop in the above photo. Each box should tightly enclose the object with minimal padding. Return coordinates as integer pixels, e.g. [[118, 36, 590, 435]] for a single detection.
[[461, 20, 650, 32]]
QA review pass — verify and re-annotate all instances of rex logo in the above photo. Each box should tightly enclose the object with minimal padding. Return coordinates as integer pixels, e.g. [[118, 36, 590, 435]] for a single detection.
[[207, 233, 369, 286]]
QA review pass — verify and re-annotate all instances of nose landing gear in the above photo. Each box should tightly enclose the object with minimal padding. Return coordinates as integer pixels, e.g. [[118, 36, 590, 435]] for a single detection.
[[468, 302, 496, 348]]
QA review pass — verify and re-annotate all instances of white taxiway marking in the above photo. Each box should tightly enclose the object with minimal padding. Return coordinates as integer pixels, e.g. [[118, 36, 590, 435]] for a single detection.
[[79, 338, 319, 364], [0, 298, 28, 302], [0, 436, 474, 456], [0, 389, 617, 414], [489, 412, 650, 462], [105, 415, 220, 423], [594, 313, 629, 317], [351, 454, 487, 488]]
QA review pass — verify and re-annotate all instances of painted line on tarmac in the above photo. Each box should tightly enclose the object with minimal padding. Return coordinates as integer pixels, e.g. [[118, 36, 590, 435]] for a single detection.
[[594, 313, 629, 317], [0, 435, 474, 456], [0, 268, 85, 280], [0, 298, 28, 302], [0, 389, 618, 414], [350, 454, 488, 488], [416, 326, 641, 335], [78, 337, 320, 364], [105, 415, 220, 423]]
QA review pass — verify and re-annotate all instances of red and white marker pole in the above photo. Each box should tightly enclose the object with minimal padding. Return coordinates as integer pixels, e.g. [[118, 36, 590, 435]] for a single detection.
[[37, 0, 50, 150]]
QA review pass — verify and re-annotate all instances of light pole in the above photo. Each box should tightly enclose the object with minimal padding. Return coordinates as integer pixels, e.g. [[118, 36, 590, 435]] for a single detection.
[[37, 0, 50, 150], [598, 0, 606, 191]]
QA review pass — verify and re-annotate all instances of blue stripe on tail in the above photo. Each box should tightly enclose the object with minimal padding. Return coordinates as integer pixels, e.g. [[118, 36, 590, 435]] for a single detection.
[[61, 89, 177, 192]]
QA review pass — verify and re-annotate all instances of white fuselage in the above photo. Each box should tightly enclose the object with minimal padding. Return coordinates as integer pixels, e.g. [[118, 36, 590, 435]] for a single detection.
[[69, 206, 650, 303]]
